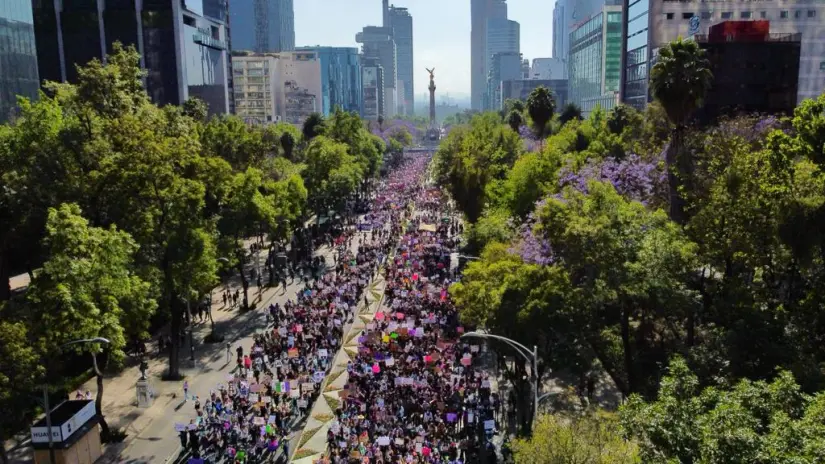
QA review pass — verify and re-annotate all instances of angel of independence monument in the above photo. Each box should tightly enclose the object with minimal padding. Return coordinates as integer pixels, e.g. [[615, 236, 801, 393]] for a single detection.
[[426, 68, 441, 141]]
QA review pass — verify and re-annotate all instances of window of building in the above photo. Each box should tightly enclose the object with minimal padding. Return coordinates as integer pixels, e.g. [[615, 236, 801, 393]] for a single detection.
[[808, 10, 816, 18], [740, 11, 751, 19], [721, 11, 732, 19], [701, 12, 712, 19], [780, 10, 789, 18], [760, 11, 767, 19], [666, 13, 674, 20], [794, 10, 802, 18], [183, 15, 196, 27], [682, 12, 694, 19]]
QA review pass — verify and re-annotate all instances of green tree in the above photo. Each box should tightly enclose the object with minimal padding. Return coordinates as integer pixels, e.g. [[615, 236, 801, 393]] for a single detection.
[[621, 356, 825, 463], [387, 126, 413, 146], [506, 109, 524, 133], [513, 411, 639, 464], [302, 136, 363, 217], [527, 86, 556, 140], [433, 112, 524, 222], [182, 96, 209, 123], [201, 115, 266, 170], [0, 319, 43, 464], [26, 204, 155, 439], [302, 112, 326, 141], [559, 103, 583, 126], [650, 37, 712, 224], [280, 131, 296, 161]]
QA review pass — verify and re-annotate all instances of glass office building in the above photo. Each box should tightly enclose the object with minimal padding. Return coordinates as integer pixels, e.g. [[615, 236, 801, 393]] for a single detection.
[[0, 0, 40, 122], [229, 0, 294, 53], [297, 47, 362, 116], [569, 6, 622, 116], [32, 0, 231, 114], [622, 0, 649, 110], [387, 6, 413, 115]]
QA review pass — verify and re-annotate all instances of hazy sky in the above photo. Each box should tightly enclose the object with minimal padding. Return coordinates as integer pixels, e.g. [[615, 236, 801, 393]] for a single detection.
[[294, 0, 555, 96]]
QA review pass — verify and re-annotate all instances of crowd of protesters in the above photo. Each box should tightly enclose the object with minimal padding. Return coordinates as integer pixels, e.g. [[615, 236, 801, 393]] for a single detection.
[[322, 160, 499, 464], [175, 153, 462, 464]]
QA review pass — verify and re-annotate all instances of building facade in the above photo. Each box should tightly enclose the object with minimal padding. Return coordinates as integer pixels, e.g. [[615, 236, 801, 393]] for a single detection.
[[621, 0, 650, 109], [232, 54, 278, 124], [569, 4, 622, 115], [361, 56, 384, 120], [357, 26, 397, 117], [229, 0, 294, 53], [276, 51, 321, 125], [501, 79, 568, 107], [622, 0, 825, 109], [486, 17, 520, 107], [553, 0, 568, 60], [471, 0, 508, 109], [232, 51, 321, 126], [695, 21, 800, 121], [297, 46, 362, 116], [32, 0, 231, 114], [0, 0, 40, 122], [531, 57, 567, 79], [386, 5, 414, 116], [487, 52, 522, 110]]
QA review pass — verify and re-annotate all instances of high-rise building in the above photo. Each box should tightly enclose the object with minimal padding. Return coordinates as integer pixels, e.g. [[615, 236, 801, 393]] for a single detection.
[[486, 17, 520, 102], [297, 47, 362, 116], [232, 53, 279, 124], [0, 0, 40, 122], [32, 0, 232, 115], [230, 0, 294, 53], [361, 56, 385, 120], [569, 3, 622, 115], [694, 21, 800, 122], [233, 51, 320, 125], [502, 79, 568, 107], [621, 0, 651, 109], [553, 0, 568, 60], [531, 58, 567, 79], [622, 0, 824, 110], [385, 4, 414, 116], [487, 51, 522, 110], [357, 26, 397, 117], [471, 0, 508, 110]]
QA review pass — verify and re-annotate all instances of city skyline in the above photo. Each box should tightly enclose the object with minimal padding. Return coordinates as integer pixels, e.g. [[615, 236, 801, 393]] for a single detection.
[[294, 0, 555, 95]]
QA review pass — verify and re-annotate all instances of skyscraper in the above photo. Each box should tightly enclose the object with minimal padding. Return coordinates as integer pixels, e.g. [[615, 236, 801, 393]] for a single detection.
[[361, 56, 385, 120], [32, 0, 232, 114], [230, 0, 295, 53], [385, 4, 414, 116], [357, 26, 397, 117], [297, 46, 363, 116], [569, 3, 622, 115], [0, 0, 39, 122], [485, 17, 519, 107], [471, 0, 508, 110], [553, 0, 568, 60]]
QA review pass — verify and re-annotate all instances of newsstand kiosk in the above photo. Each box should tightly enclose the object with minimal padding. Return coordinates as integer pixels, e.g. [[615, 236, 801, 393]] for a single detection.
[[31, 400, 102, 464]]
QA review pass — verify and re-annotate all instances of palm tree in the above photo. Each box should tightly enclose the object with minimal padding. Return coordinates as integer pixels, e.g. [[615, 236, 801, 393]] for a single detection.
[[527, 86, 556, 140], [302, 112, 326, 141], [650, 37, 713, 224], [559, 103, 583, 126], [506, 109, 524, 133]]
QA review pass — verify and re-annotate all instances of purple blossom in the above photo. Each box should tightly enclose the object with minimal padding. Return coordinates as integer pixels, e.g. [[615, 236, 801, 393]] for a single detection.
[[557, 154, 665, 204], [518, 125, 541, 152], [509, 198, 555, 265]]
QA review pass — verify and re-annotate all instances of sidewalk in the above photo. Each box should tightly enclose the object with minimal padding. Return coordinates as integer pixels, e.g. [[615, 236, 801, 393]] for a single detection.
[[6, 240, 338, 464]]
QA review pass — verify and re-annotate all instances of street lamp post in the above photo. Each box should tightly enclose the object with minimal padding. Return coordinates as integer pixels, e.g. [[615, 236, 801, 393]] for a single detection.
[[42, 337, 110, 464], [460, 332, 539, 431]]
